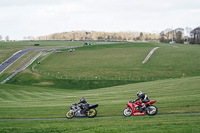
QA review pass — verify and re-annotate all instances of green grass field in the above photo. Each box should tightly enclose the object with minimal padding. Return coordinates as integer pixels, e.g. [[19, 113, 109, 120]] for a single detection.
[[1, 115, 200, 133], [32, 42, 200, 80], [7, 42, 200, 90], [0, 42, 200, 132], [1, 76, 200, 119], [0, 76, 200, 132]]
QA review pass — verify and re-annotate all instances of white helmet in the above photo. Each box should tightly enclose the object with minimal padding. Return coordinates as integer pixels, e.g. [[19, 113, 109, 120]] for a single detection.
[[137, 91, 143, 96]]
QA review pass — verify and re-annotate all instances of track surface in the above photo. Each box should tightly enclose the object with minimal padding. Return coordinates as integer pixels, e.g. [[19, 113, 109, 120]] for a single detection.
[[0, 113, 199, 121], [0, 48, 43, 74]]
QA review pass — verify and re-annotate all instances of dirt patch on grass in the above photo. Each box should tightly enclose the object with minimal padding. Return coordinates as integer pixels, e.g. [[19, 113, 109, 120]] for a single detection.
[[32, 82, 54, 86], [41, 52, 50, 57], [22, 69, 40, 79], [40, 52, 53, 59]]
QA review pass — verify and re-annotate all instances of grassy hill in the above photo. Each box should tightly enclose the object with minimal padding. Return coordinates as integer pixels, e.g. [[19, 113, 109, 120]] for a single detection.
[[35, 42, 199, 79], [0, 42, 200, 132], [6, 42, 200, 90], [0, 76, 200, 119]]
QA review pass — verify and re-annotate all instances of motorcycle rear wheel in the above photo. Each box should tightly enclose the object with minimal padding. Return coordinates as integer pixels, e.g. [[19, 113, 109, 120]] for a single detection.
[[66, 110, 75, 119], [87, 109, 97, 118], [146, 105, 158, 116], [123, 108, 132, 117]]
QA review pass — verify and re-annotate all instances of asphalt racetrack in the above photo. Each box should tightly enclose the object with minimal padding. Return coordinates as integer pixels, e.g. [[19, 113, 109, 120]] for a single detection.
[[0, 113, 200, 121], [0, 48, 43, 74]]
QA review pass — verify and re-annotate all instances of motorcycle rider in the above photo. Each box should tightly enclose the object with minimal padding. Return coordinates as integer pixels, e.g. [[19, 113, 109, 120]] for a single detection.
[[77, 97, 89, 113], [132, 91, 150, 109]]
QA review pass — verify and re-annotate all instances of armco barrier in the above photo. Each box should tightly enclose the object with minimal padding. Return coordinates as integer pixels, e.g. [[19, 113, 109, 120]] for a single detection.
[[142, 47, 159, 64]]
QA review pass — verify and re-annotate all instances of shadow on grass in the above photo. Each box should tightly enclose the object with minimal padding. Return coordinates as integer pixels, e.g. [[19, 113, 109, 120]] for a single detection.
[[8, 78, 144, 90]]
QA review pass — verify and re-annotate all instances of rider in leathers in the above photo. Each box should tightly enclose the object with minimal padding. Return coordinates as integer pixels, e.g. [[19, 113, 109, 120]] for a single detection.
[[78, 97, 89, 113], [133, 91, 150, 108]]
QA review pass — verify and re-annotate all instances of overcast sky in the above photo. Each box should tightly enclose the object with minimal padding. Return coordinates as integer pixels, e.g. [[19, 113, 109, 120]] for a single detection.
[[0, 0, 200, 40]]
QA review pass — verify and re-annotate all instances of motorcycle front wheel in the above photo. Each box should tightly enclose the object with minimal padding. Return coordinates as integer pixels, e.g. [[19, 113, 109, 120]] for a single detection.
[[87, 109, 97, 118], [123, 108, 132, 117], [66, 110, 75, 119], [146, 105, 158, 116]]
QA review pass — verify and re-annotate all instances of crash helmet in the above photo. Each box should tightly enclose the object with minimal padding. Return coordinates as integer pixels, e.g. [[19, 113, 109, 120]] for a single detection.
[[80, 97, 86, 103], [137, 91, 143, 96]]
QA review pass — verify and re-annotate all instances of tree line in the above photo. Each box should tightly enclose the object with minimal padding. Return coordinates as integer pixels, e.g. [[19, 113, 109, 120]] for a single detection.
[[1, 26, 199, 44], [0, 35, 9, 41], [190, 26, 200, 44], [37, 31, 159, 42], [159, 26, 200, 44], [37, 26, 200, 45]]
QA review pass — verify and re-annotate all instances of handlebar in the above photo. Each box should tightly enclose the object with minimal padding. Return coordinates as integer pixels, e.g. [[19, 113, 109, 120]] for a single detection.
[[129, 100, 134, 103]]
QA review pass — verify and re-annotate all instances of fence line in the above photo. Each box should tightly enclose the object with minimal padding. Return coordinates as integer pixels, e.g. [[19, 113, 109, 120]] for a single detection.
[[32, 69, 160, 81]]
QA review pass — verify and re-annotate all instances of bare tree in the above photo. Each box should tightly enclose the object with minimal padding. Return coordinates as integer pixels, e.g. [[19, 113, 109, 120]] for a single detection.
[[159, 28, 172, 43], [0, 35, 2, 41], [175, 28, 184, 43], [159, 31, 165, 43], [186, 27, 192, 42], [190, 26, 200, 44], [139, 32, 144, 41], [5, 36, 9, 41], [164, 28, 172, 41]]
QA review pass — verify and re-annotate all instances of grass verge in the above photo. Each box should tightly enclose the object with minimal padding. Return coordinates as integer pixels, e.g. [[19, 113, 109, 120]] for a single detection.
[[0, 115, 200, 133]]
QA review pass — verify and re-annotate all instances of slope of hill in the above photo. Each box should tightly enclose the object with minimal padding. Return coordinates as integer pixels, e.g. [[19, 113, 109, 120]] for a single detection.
[[7, 42, 200, 90]]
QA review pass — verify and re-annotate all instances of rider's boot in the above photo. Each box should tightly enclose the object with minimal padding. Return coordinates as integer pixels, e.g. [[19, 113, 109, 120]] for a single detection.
[[141, 103, 146, 109]]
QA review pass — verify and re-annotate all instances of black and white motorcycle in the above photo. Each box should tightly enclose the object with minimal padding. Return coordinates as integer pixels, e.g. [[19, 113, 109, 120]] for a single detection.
[[65, 97, 98, 119]]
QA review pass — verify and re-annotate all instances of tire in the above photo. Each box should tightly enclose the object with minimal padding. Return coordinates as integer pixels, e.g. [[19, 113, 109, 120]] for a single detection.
[[146, 105, 158, 116], [66, 110, 75, 119], [123, 108, 132, 117], [87, 109, 97, 118]]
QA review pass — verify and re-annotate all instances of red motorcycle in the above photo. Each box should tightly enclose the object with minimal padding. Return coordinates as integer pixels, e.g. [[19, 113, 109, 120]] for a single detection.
[[123, 100, 158, 116]]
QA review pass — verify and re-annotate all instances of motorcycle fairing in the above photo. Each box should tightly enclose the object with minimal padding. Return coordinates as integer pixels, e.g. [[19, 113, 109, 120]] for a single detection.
[[148, 100, 156, 105], [75, 110, 87, 117], [127, 101, 146, 116], [89, 104, 98, 109]]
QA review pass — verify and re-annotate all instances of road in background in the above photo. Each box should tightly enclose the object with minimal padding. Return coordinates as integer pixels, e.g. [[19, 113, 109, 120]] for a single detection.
[[0, 48, 43, 74]]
